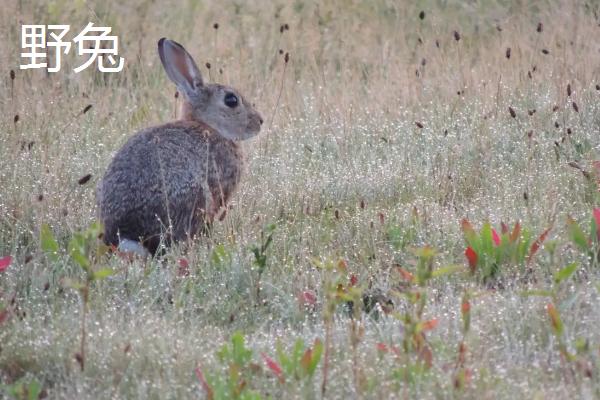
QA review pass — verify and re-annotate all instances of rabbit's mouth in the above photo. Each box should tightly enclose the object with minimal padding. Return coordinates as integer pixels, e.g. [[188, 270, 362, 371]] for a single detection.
[[242, 113, 263, 139]]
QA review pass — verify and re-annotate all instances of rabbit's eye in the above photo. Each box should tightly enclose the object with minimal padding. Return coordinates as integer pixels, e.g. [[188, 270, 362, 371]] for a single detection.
[[224, 92, 238, 108]]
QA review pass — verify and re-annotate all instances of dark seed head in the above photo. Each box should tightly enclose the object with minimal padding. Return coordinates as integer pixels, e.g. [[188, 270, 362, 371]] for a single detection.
[[596, 84, 600, 91], [25, 255, 33, 264], [572, 102, 579, 112], [552, 105, 559, 112], [284, 23, 289, 30], [496, 25, 502, 32], [13, 114, 19, 124], [541, 49, 549, 54], [528, 109, 536, 116], [284, 52, 289, 63], [280, 25, 284, 33], [453, 31, 460, 41], [213, 22, 219, 30], [174, 91, 179, 98], [10, 70, 15, 80], [435, 39, 440, 48], [83, 104, 92, 114], [335, 209, 340, 219], [278, 49, 283, 54], [537, 22, 543, 33], [360, 200, 365, 209], [37, 194, 43, 201], [508, 107, 516, 118], [415, 121, 424, 128], [506, 47, 511, 59], [567, 128, 572, 134], [205, 62, 211, 69], [567, 83, 572, 97], [523, 191, 528, 200], [78, 174, 92, 185], [419, 10, 425, 20], [555, 121, 560, 128]]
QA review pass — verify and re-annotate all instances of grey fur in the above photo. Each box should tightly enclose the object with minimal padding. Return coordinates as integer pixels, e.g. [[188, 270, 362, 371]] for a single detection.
[[97, 39, 262, 254]]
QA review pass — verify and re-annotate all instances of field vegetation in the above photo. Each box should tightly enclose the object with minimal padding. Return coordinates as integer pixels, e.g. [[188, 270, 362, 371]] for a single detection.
[[1, 0, 600, 398]]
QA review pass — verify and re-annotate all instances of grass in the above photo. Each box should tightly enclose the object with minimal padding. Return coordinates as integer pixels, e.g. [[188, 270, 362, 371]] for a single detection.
[[2, 0, 600, 398]]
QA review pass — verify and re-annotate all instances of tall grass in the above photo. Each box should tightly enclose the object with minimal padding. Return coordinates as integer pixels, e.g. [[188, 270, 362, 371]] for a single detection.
[[1, 0, 600, 398]]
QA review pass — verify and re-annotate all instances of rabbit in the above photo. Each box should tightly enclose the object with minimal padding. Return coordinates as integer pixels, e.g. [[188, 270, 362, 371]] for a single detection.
[[96, 38, 263, 256]]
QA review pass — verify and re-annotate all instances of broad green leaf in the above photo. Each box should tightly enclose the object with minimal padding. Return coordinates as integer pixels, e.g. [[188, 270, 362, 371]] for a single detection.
[[431, 264, 464, 278], [93, 267, 115, 280], [68, 235, 90, 271], [40, 224, 59, 260], [567, 216, 589, 251], [307, 339, 323, 376], [554, 263, 578, 284]]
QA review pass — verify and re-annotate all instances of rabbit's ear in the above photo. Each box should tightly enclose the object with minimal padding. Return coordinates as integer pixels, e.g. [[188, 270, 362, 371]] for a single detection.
[[158, 38, 204, 98]]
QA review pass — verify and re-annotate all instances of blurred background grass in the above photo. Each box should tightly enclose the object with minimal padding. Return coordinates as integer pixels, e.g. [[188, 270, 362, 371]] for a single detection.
[[1, 0, 600, 398]]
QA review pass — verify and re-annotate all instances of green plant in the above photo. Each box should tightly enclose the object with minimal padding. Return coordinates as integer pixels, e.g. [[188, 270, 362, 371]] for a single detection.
[[196, 332, 263, 400], [311, 257, 362, 396], [1, 377, 43, 400], [41, 222, 114, 371], [389, 247, 454, 384], [524, 260, 597, 382], [566, 208, 600, 267], [250, 223, 276, 302], [461, 220, 551, 281], [261, 337, 323, 397]]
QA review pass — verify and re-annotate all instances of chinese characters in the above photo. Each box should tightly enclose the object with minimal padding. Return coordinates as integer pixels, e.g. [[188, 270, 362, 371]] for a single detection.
[[20, 23, 124, 73]]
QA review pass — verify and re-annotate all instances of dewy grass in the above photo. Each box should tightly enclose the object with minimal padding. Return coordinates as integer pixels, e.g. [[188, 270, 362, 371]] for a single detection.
[[2, 0, 600, 398]]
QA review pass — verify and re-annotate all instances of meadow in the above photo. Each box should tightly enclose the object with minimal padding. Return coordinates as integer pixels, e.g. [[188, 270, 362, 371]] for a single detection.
[[1, 0, 600, 398]]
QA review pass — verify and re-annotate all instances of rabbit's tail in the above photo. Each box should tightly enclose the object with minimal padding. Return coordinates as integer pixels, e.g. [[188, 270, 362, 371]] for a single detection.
[[118, 238, 151, 258]]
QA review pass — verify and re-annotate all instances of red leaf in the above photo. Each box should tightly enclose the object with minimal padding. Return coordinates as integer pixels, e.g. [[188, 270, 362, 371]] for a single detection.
[[195, 366, 213, 399], [422, 318, 439, 331], [396, 267, 415, 282], [461, 219, 475, 238], [509, 222, 521, 243], [0, 309, 9, 325], [491, 229, 501, 246], [376, 343, 388, 353], [0, 256, 12, 272], [262, 353, 284, 382], [593, 208, 600, 241], [527, 226, 552, 265], [178, 258, 190, 277], [464, 247, 478, 273], [461, 300, 470, 315], [299, 290, 317, 306], [349, 274, 358, 286]]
